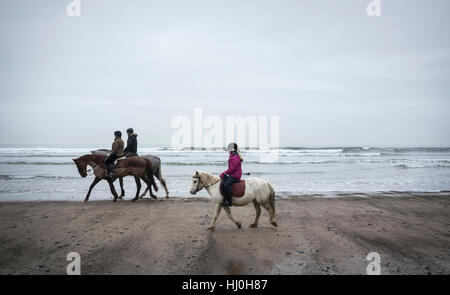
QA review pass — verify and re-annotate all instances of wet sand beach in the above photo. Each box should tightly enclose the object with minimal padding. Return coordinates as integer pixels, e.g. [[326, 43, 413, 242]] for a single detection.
[[0, 194, 449, 275]]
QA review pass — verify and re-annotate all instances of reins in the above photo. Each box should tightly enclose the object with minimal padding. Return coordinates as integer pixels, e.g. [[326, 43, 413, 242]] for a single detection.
[[83, 155, 102, 175], [193, 175, 221, 191]]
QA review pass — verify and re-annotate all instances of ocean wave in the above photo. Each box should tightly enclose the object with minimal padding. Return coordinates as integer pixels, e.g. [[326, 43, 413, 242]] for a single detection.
[[251, 160, 338, 165], [165, 160, 339, 165], [0, 154, 79, 158], [276, 148, 343, 154], [395, 164, 450, 169], [341, 153, 381, 157], [0, 159, 339, 166], [165, 161, 224, 166], [0, 175, 79, 180], [1, 158, 449, 167], [0, 161, 72, 165], [250, 170, 325, 175], [1, 146, 450, 159]]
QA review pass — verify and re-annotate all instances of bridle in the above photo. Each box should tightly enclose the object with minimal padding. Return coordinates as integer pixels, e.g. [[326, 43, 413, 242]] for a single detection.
[[79, 157, 98, 176], [88, 160, 99, 169], [86, 155, 107, 175], [192, 175, 221, 193]]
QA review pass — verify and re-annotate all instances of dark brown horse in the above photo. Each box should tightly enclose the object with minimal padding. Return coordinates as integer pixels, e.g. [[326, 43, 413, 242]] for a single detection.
[[91, 149, 169, 199], [72, 154, 158, 202]]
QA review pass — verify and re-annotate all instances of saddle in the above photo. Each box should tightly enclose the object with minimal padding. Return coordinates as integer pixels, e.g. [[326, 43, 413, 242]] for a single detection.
[[219, 179, 246, 198], [102, 156, 126, 167]]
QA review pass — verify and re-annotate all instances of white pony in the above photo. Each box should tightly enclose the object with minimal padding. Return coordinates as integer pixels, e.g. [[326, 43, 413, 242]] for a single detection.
[[190, 171, 278, 231]]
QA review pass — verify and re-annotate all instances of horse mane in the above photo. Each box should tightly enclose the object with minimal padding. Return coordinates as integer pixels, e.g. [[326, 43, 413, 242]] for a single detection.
[[196, 171, 220, 185], [77, 154, 104, 164], [91, 154, 105, 162]]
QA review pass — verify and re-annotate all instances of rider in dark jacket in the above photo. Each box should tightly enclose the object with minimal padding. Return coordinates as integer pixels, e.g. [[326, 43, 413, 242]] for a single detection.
[[124, 128, 138, 158]]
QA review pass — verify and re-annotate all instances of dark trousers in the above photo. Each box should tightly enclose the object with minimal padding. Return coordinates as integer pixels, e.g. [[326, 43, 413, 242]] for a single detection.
[[221, 175, 239, 205], [105, 154, 119, 166]]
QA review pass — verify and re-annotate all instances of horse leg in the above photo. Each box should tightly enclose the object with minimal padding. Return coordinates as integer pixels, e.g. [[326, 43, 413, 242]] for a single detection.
[[157, 168, 170, 198], [262, 203, 278, 227], [148, 185, 157, 199], [249, 199, 261, 228], [139, 186, 149, 199], [131, 176, 141, 202], [142, 177, 157, 199], [145, 178, 157, 199], [139, 172, 153, 198], [119, 177, 125, 199], [107, 179, 120, 202], [159, 178, 169, 198], [208, 204, 222, 231], [223, 206, 242, 229], [84, 177, 101, 202]]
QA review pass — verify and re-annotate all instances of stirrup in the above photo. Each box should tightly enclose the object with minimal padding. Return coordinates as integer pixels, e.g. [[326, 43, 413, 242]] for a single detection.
[[222, 198, 232, 207]]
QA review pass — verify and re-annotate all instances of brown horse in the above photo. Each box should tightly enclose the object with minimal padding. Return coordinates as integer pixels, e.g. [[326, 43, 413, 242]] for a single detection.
[[72, 154, 158, 202], [90, 149, 169, 199]]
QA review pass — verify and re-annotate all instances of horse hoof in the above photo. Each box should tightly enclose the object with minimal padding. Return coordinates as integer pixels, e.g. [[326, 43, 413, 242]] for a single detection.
[[151, 195, 158, 199], [113, 199, 117, 202], [165, 195, 170, 198], [207, 227, 215, 232], [236, 222, 242, 229], [131, 198, 138, 202], [249, 224, 257, 228], [271, 222, 278, 227]]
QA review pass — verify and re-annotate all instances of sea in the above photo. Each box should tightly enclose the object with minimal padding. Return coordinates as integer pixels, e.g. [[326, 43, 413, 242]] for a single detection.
[[0, 146, 449, 201]]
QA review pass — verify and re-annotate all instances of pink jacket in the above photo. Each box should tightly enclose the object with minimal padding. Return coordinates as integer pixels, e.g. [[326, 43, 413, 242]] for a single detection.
[[221, 152, 242, 180]]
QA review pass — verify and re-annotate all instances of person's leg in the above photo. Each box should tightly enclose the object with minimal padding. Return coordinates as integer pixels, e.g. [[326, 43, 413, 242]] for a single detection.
[[220, 176, 227, 206], [105, 155, 118, 177], [105, 156, 113, 175], [223, 176, 237, 206]]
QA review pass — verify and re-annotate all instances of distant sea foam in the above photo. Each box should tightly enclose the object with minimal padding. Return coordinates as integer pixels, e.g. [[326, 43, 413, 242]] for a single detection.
[[0, 146, 449, 201]]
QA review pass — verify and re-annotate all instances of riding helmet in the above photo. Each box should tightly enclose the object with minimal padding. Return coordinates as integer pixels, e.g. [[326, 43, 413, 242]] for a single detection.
[[227, 142, 238, 152]]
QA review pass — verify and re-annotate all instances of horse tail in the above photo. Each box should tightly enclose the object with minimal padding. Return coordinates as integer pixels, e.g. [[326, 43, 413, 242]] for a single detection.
[[154, 166, 161, 180], [267, 182, 275, 210], [156, 166, 166, 186], [144, 158, 158, 192]]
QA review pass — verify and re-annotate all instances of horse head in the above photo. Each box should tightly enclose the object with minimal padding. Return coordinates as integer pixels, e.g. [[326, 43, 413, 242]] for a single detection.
[[72, 156, 89, 178], [190, 171, 204, 195], [190, 171, 221, 195]]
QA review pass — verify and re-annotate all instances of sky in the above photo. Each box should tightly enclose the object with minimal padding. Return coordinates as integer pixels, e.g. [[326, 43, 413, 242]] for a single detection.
[[0, 0, 449, 147]]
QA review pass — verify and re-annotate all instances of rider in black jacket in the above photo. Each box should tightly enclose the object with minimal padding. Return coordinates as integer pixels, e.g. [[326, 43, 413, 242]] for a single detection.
[[124, 128, 138, 157]]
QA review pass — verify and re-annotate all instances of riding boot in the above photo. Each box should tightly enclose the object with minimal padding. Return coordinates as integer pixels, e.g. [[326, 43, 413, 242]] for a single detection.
[[222, 192, 230, 206], [224, 193, 232, 207], [107, 164, 115, 178]]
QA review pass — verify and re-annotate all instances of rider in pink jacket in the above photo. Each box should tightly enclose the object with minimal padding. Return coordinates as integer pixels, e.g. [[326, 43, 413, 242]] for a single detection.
[[220, 151, 242, 180], [220, 143, 243, 206]]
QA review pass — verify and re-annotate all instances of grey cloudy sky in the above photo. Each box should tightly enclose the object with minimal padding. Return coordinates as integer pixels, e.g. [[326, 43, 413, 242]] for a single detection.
[[0, 0, 449, 147]]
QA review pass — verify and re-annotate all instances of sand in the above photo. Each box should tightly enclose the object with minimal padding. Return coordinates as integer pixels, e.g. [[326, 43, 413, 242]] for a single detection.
[[0, 194, 449, 275]]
